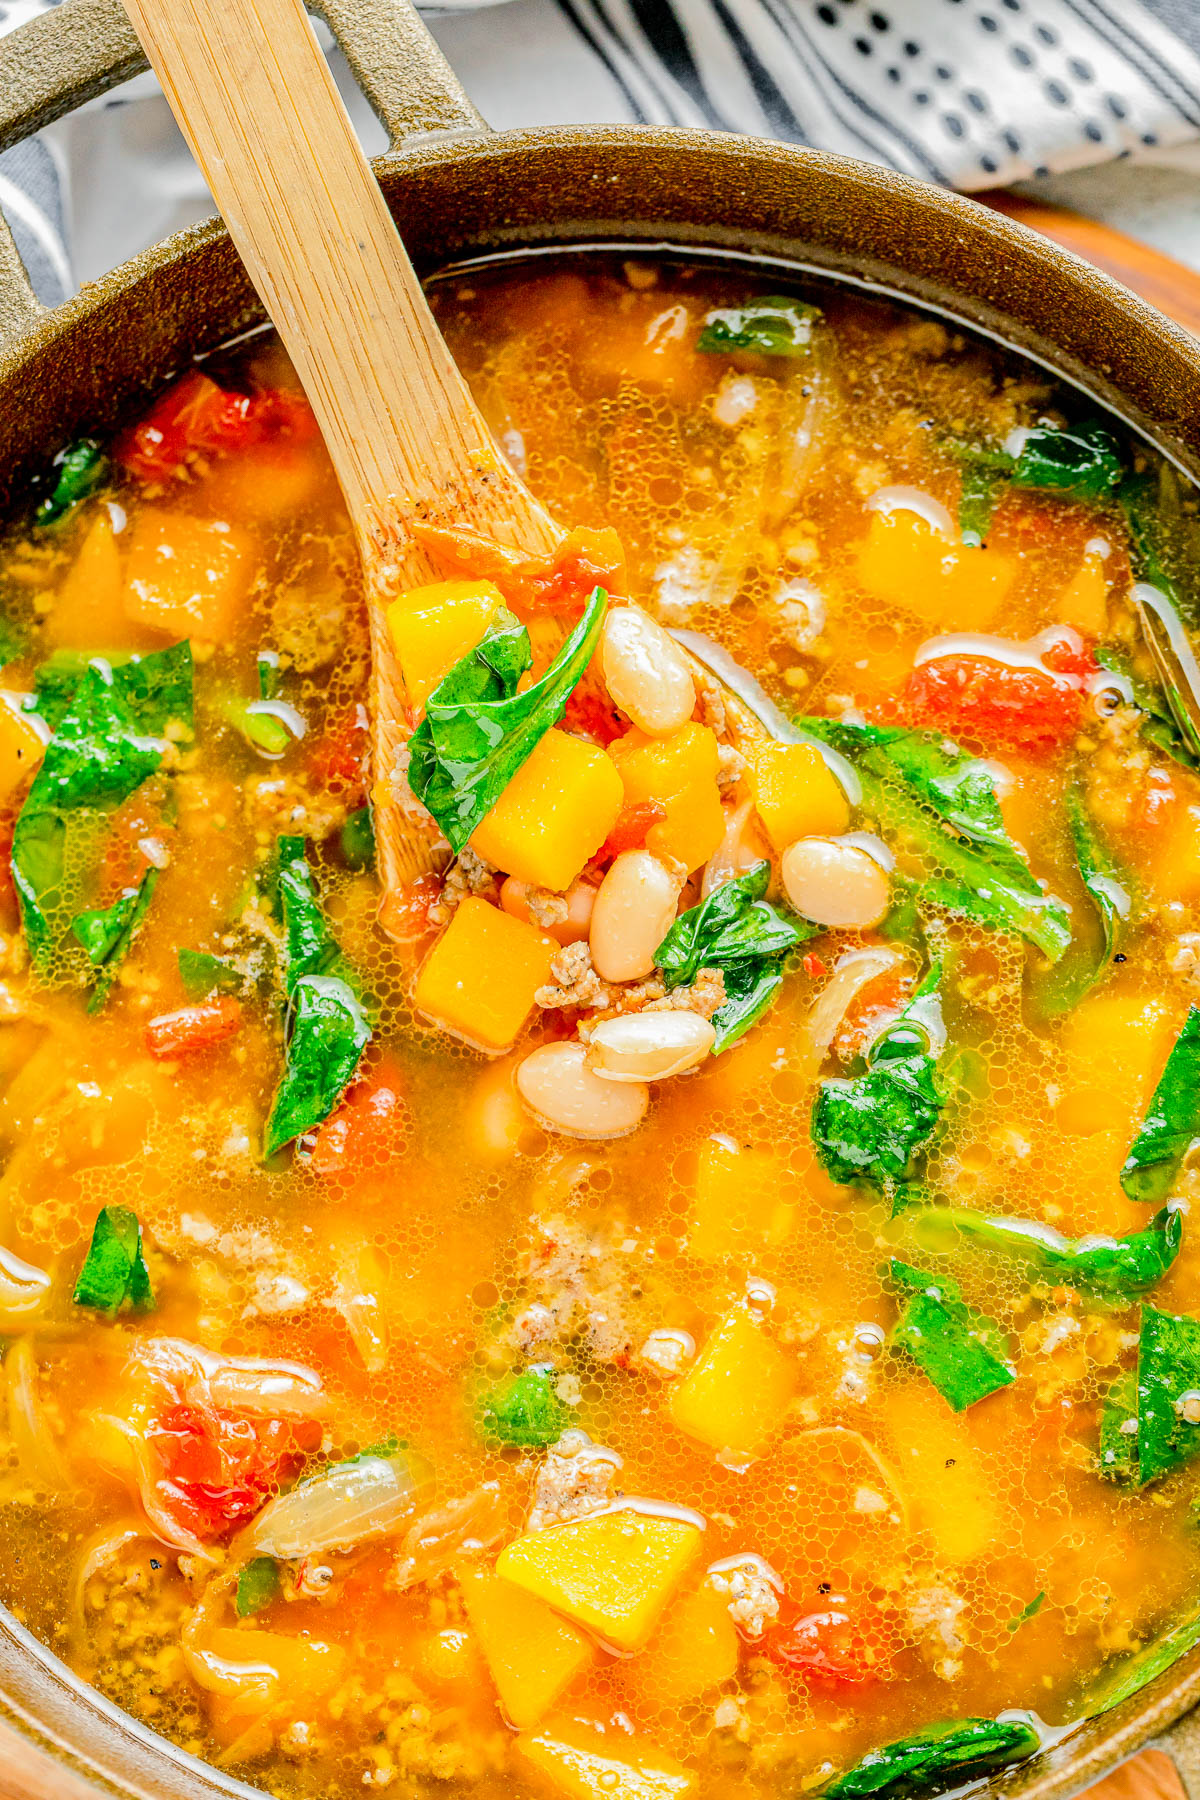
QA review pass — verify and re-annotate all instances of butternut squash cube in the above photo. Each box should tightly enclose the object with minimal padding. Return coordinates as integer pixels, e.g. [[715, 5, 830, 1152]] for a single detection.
[[855, 511, 1016, 631], [496, 1507, 702, 1653], [124, 509, 257, 643], [1056, 551, 1109, 637], [47, 508, 136, 649], [689, 1138, 793, 1261], [745, 742, 849, 851], [610, 723, 724, 872], [386, 578, 508, 712], [881, 1383, 1002, 1564], [518, 1715, 697, 1800], [471, 729, 623, 892], [668, 1307, 796, 1460], [634, 1581, 739, 1709], [204, 1626, 345, 1742], [414, 897, 556, 1053], [461, 1567, 593, 1728], [0, 695, 44, 802]]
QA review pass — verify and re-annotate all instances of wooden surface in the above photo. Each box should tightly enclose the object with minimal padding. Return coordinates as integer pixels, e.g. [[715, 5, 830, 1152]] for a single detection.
[[983, 192, 1200, 339], [118, 0, 559, 908]]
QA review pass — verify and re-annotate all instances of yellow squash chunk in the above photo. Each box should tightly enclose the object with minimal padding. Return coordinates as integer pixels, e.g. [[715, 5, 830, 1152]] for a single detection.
[[610, 723, 724, 872], [1055, 551, 1109, 637], [386, 578, 507, 712], [123, 509, 257, 643], [46, 508, 133, 649], [414, 897, 557, 1054], [744, 742, 849, 851], [0, 695, 45, 803], [882, 1382, 1002, 1564], [518, 1715, 697, 1800], [1057, 989, 1175, 1138], [634, 1581, 739, 1709], [496, 1507, 702, 1653], [689, 1138, 794, 1261], [668, 1307, 796, 1460], [461, 1566, 593, 1728], [855, 511, 1016, 631], [204, 1626, 345, 1740], [472, 729, 623, 891]]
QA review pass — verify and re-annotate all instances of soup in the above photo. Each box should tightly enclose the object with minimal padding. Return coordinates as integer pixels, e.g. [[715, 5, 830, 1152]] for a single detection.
[[0, 255, 1198, 1800]]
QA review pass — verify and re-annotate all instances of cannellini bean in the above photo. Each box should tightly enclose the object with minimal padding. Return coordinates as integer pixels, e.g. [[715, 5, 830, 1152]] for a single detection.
[[590, 850, 680, 983], [601, 605, 695, 736], [500, 874, 596, 946], [587, 1011, 715, 1083], [782, 837, 891, 930], [516, 1042, 649, 1139]]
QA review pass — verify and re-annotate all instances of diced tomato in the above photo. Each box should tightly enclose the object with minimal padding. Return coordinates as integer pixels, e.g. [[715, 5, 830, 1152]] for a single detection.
[[411, 522, 627, 620], [303, 1059, 407, 1177], [102, 784, 171, 897], [378, 872, 443, 945], [801, 952, 828, 981], [562, 682, 627, 747], [765, 1592, 894, 1688], [599, 800, 667, 861], [144, 1401, 295, 1540], [143, 997, 241, 1060], [832, 968, 913, 1065], [902, 648, 1089, 754], [307, 707, 369, 806], [117, 370, 317, 485]]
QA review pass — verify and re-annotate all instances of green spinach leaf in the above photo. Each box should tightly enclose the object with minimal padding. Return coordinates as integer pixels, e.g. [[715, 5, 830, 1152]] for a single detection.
[[72, 866, 159, 1013], [1007, 1593, 1046, 1634], [12, 643, 192, 979], [1037, 785, 1130, 1016], [887, 1258, 1014, 1412], [178, 947, 244, 1000], [35, 438, 108, 528], [1121, 1005, 1200, 1204], [1082, 1602, 1200, 1714], [813, 968, 947, 1198], [823, 1715, 1040, 1800], [235, 1557, 280, 1618], [1095, 644, 1200, 775], [1011, 422, 1124, 501], [341, 805, 375, 870], [800, 716, 1070, 961], [655, 860, 809, 1052], [264, 974, 371, 1159], [1099, 1369, 1139, 1483], [408, 588, 606, 852], [906, 1203, 1181, 1300], [480, 1369, 567, 1448], [1133, 1304, 1200, 1485], [72, 1205, 154, 1315], [696, 295, 821, 358]]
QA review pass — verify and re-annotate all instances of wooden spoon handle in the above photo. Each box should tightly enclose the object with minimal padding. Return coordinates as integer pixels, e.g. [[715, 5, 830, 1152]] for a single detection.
[[120, 0, 504, 536]]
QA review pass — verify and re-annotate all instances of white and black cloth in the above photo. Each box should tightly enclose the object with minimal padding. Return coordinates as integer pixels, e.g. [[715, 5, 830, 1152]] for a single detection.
[[2, 0, 1200, 306]]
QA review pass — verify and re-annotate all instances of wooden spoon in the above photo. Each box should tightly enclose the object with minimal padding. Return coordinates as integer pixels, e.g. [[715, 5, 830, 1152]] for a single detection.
[[119, 0, 561, 920]]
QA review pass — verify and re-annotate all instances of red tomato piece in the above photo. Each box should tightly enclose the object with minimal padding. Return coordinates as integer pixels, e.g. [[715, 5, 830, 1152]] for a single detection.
[[304, 1060, 407, 1177], [411, 522, 627, 620], [562, 683, 627, 747], [765, 1592, 894, 1688], [832, 968, 913, 1065], [117, 371, 317, 484], [801, 952, 828, 981], [143, 997, 241, 1061], [145, 1402, 293, 1540], [378, 872, 443, 945], [599, 800, 667, 861], [307, 707, 369, 805], [902, 651, 1087, 754]]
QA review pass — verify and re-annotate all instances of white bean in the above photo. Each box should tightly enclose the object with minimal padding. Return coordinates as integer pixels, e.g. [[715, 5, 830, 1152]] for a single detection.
[[516, 1042, 649, 1139], [782, 837, 891, 930], [590, 850, 680, 983], [587, 1011, 715, 1083], [601, 605, 695, 736]]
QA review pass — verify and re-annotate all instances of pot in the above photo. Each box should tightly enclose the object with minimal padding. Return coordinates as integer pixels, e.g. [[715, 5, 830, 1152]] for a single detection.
[[0, 2, 1198, 1796]]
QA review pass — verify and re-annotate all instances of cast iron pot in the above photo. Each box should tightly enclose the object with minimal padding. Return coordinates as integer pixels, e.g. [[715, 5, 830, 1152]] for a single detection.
[[0, 1, 1198, 1795]]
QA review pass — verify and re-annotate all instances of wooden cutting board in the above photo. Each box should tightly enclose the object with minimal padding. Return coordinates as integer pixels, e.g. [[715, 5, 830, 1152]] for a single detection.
[[984, 190, 1200, 337]]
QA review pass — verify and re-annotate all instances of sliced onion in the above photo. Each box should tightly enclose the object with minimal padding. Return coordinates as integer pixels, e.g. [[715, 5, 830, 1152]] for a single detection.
[[7, 1335, 72, 1495], [241, 1452, 418, 1560], [128, 1336, 329, 1420], [182, 1572, 276, 1702], [72, 1519, 151, 1627], [0, 1248, 51, 1332], [393, 1481, 509, 1590], [702, 798, 770, 899], [806, 946, 905, 1054], [93, 1412, 218, 1563], [865, 485, 955, 539]]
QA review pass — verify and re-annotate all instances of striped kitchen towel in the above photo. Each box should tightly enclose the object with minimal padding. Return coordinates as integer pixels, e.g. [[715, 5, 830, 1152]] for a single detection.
[[2, 0, 1200, 298]]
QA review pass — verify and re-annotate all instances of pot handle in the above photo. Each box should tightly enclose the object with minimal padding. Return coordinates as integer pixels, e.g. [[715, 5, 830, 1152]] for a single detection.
[[0, 0, 484, 349], [1158, 1708, 1200, 1798]]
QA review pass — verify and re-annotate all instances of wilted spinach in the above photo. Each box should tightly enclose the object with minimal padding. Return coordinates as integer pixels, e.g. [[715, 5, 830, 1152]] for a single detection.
[[905, 1203, 1181, 1301], [407, 587, 606, 852], [823, 1714, 1040, 1799], [1100, 1304, 1200, 1487], [887, 1258, 1014, 1412], [1036, 785, 1130, 1016], [35, 437, 108, 528], [72, 866, 159, 1015], [696, 295, 821, 358], [1121, 1005, 1200, 1204], [655, 859, 808, 1050], [72, 1205, 154, 1315]]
